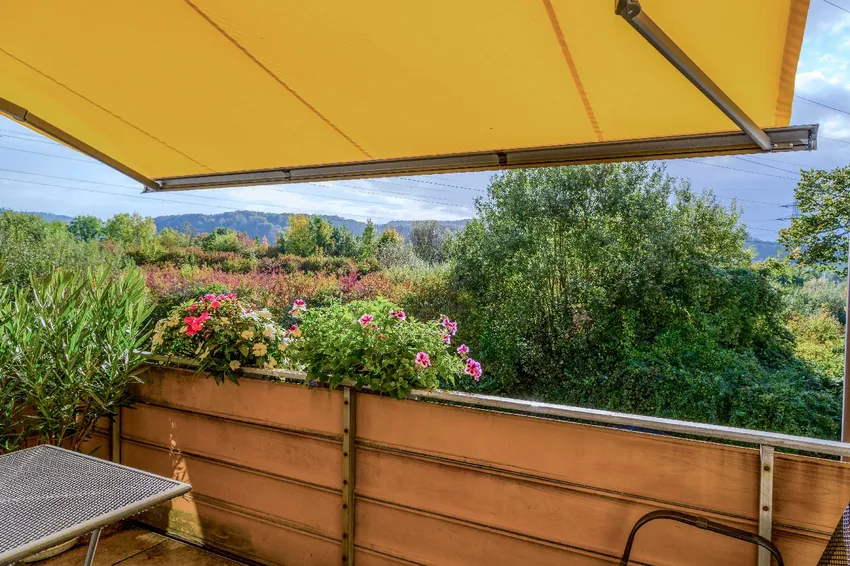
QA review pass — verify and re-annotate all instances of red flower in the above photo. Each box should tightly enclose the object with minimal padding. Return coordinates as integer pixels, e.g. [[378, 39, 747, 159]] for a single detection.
[[210, 300, 221, 308], [185, 304, 197, 312]]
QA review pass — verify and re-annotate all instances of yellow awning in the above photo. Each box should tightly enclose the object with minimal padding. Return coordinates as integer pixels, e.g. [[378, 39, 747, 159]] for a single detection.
[[0, 0, 813, 191]]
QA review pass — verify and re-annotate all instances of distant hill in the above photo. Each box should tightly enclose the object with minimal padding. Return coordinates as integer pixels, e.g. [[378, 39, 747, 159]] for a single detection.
[[152, 211, 470, 241], [746, 237, 786, 261], [31, 211, 73, 224]]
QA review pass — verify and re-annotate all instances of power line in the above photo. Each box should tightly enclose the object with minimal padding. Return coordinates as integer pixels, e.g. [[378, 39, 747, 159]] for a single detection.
[[0, 128, 52, 140], [0, 133, 60, 146], [821, 0, 850, 14], [822, 136, 850, 145], [0, 167, 137, 189], [0, 144, 95, 163], [731, 156, 801, 175], [399, 176, 485, 192], [686, 159, 799, 181], [795, 95, 850, 116], [302, 182, 472, 209]]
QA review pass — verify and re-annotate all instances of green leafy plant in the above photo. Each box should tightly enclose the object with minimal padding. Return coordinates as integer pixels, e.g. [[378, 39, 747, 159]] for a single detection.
[[0, 266, 152, 454], [287, 298, 479, 398], [151, 293, 289, 383]]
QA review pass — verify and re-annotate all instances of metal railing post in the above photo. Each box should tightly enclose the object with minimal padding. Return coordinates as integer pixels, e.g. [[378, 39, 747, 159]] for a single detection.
[[342, 387, 356, 565], [758, 445, 775, 566]]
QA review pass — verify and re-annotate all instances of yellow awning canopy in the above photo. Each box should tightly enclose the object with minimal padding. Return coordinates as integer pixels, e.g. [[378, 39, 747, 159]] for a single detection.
[[0, 0, 814, 191]]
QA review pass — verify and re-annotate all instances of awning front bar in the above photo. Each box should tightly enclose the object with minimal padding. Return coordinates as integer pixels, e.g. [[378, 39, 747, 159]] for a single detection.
[[615, 0, 773, 151], [153, 125, 816, 191]]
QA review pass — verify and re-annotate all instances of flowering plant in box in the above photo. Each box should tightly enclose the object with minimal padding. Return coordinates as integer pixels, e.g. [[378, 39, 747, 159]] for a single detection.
[[287, 298, 481, 398], [150, 293, 291, 383]]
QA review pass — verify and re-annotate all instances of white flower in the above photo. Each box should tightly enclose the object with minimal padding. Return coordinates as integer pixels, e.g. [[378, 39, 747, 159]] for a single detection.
[[262, 326, 276, 339], [152, 333, 164, 346], [241, 329, 255, 340], [229, 360, 241, 371], [166, 317, 180, 328], [257, 309, 272, 319], [263, 356, 277, 369], [252, 343, 268, 356]]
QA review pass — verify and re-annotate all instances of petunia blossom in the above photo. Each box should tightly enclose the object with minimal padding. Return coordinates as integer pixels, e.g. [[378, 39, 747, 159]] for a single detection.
[[457, 344, 469, 357], [442, 316, 458, 336], [443, 333, 451, 344], [229, 360, 241, 371], [390, 310, 406, 321], [415, 352, 432, 368], [359, 314, 374, 327], [252, 343, 268, 356]]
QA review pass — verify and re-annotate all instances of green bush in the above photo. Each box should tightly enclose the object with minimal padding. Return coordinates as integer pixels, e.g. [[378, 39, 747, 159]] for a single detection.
[[0, 267, 152, 454], [288, 298, 477, 398]]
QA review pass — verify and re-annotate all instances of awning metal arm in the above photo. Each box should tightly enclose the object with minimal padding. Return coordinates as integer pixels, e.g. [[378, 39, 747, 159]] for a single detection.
[[615, 0, 773, 151]]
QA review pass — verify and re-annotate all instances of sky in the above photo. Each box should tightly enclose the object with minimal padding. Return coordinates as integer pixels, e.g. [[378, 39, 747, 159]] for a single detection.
[[1, 1, 849, 238]]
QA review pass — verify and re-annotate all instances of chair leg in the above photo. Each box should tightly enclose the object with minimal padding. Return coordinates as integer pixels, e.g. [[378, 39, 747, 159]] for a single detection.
[[83, 528, 102, 566]]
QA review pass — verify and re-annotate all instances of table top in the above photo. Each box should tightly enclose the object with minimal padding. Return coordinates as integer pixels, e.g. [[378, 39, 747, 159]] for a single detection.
[[0, 444, 190, 564]]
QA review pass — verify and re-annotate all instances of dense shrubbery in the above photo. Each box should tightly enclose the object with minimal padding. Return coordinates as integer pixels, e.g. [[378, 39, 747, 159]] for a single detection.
[[0, 267, 151, 454], [439, 164, 842, 438], [287, 298, 479, 398]]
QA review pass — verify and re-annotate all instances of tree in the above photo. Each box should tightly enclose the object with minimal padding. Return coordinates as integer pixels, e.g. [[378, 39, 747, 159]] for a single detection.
[[411, 220, 446, 264], [779, 165, 850, 274], [443, 164, 834, 435], [358, 219, 377, 260], [68, 215, 103, 242], [201, 227, 245, 252], [331, 225, 357, 258], [281, 214, 316, 256], [377, 227, 404, 250], [310, 216, 335, 256], [104, 213, 157, 250], [157, 226, 190, 248]]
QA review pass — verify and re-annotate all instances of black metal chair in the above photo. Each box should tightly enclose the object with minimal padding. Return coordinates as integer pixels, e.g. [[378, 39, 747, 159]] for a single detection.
[[619, 510, 784, 566]]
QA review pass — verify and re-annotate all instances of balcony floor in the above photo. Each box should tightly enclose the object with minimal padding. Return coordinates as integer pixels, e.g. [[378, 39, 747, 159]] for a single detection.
[[37, 524, 243, 566]]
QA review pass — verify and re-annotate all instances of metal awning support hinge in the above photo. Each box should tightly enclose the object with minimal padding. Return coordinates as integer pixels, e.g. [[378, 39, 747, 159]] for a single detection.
[[758, 445, 775, 566], [615, 0, 773, 151]]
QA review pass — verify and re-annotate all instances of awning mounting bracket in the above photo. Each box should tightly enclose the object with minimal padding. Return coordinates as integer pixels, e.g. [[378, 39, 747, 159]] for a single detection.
[[615, 0, 774, 152]]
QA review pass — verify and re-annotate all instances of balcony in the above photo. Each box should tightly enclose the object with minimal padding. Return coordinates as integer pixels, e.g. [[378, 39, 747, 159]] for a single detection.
[[71, 363, 850, 566]]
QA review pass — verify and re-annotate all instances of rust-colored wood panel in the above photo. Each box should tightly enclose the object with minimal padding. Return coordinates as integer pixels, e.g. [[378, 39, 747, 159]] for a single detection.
[[136, 366, 342, 436], [138, 495, 341, 566], [123, 440, 342, 539], [119, 539, 240, 565], [356, 498, 614, 565], [775, 453, 850, 534], [122, 404, 341, 489], [356, 447, 766, 565], [80, 431, 110, 459], [354, 548, 425, 566], [773, 528, 833, 566], [358, 395, 761, 520]]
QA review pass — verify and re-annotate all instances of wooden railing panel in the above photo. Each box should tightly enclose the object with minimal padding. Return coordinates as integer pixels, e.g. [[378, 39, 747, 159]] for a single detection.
[[122, 403, 341, 489], [774, 453, 850, 533], [357, 394, 761, 519], [123, 440, 341, 539], [135, 366, 342, 436], [138, 493, 341, 565]]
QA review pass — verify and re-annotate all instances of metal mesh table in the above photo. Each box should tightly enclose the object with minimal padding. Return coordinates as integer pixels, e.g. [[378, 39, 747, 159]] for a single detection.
[[0, 444, 190, 565], [819, 504, 850, 566]]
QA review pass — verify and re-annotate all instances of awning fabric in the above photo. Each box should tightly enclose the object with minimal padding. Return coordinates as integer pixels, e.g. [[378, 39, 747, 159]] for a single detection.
[[0, 0, 810, 190]]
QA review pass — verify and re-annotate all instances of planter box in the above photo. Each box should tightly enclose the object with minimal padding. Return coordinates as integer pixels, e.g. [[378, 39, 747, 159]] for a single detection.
[[113, 364, 850, 565]]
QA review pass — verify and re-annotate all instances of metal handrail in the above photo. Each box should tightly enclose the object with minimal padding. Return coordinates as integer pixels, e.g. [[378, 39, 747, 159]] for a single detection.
[[142, 354, 850, 458]]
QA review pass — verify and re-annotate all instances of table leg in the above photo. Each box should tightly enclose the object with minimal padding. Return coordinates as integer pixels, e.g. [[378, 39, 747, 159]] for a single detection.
[[83, 528, 102, 566]]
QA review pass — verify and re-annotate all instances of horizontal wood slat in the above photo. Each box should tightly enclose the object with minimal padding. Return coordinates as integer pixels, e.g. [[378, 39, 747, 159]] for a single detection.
[[135, 366, 342, 436], [122, 403, 341, 490]]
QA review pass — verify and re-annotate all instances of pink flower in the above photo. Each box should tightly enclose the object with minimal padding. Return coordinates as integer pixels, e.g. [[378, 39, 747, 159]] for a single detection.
[[442, 316, 458, 336], [415, 352, 431, 368], [185, 304, 197, 312], [443, 333, 451, 344], [465, 358, 482, 381], [183, 312, 211, 336], [390, 310, 406, 321], [457, 344, 469, 357], [203, 293, 216, 301], [290, 299, 307, 315], [359, 314, 374, 326], [210, 300, 221, 309]]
